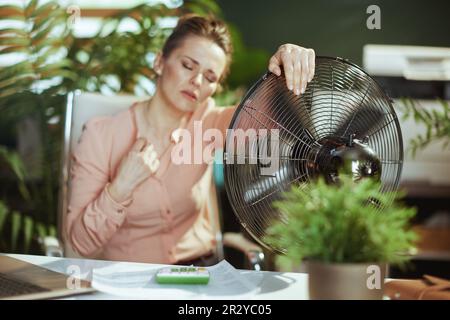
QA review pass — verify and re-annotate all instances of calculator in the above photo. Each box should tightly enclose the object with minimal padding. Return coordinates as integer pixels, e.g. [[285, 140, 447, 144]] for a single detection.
[[155, 267, 210, 285]]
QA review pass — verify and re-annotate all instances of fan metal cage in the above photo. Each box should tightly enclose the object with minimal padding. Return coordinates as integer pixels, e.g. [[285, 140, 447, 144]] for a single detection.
[[223, 56, 403, 252]]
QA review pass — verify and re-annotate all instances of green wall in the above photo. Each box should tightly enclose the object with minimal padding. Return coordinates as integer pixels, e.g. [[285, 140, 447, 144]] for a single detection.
[[218, 0, 450, 77]]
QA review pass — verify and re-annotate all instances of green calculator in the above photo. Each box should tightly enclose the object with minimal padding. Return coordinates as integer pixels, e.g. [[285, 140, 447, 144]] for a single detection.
[[155, 267, 210, 285]]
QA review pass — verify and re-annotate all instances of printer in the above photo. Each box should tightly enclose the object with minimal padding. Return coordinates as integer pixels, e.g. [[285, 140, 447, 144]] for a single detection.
[[363, 44, 450, 197]]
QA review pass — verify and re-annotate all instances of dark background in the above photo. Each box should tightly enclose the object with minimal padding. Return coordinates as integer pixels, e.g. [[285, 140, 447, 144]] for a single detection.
[[217, 0, 450, 70]]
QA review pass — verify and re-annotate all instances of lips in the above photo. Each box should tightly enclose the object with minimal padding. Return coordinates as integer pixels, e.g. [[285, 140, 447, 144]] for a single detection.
[[181, 90, 198, 101]]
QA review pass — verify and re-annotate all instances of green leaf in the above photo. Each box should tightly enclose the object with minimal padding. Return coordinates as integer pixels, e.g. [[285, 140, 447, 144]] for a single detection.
[[0, 60, 34, 80], [30, 25, 55, 47], [0, 37, 30, 47], [0, 74, 36, 90], [183, 0, 221, 15], [11, 211, 22, 252], [0, 201, 9, 233], [36, 223, 47, 239], [0, 28, 29, 37], [36, 62, 74, 81], [23, 215, 34, 253], [0, 146, 26, 181], [48, 225, 57, 238], [29, 2, 58, 19], [0, 45, 30, 55], [34, 38, 67, 53], [400, 98, 450, 157], [0, 5, 24, 18], [25, 0, 38, 17], [31, 14, 67, 41]]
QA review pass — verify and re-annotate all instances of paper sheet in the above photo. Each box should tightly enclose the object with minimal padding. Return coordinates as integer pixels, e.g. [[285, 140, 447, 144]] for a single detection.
[[91, 260, 260, 299]]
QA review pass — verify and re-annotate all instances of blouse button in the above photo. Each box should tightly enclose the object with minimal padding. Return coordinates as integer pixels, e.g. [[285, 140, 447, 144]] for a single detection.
[[117, 209, 124, 214]]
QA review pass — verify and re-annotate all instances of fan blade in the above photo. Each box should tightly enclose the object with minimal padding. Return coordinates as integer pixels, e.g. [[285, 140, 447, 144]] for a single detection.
[[331, 104, 386, 139], [243, 164, 292, 204], [272, 75, 320, 141]]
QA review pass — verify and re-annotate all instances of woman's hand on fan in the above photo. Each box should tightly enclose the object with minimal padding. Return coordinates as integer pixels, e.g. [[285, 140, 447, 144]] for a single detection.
[[268, 44, 315, 96]]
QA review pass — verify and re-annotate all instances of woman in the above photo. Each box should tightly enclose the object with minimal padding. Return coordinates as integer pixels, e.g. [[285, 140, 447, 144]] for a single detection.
[[67, 14, 315, 265]]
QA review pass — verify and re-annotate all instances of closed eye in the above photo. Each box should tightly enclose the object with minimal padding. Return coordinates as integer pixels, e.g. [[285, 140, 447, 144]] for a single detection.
[[182, 62, 193, 70], [205, 73, 218, 83]]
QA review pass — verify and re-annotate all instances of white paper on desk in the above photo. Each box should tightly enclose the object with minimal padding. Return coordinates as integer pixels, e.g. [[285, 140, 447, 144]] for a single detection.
[[91, 260, 259, 300]]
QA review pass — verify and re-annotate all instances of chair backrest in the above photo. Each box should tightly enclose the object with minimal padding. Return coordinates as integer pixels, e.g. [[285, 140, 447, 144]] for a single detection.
[[58, 91, 146, 257], [58, 91, 224, 259]]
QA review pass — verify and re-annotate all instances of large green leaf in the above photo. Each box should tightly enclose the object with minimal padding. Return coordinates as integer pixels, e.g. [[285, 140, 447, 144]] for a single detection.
[[0, 146, 31, 200], [23, 215, 34, 253], [0, 146, 25, 181], [0, 201, 8, 233], [11, 211, 22, 252]]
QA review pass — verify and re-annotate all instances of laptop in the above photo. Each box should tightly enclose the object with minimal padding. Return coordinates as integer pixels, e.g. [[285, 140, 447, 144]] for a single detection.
[[0, 256, 95, 300]]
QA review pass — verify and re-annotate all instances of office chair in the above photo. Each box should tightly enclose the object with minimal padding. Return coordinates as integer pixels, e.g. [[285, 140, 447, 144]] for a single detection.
[[43, 91, 265, 270]]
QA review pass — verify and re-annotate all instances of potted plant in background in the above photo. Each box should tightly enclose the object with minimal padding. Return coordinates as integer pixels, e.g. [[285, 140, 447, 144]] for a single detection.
[[265, 176, 418, 300], [400, 98, 450, 157]]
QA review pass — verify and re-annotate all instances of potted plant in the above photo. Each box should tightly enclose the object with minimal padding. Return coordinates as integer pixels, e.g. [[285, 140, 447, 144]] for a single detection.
[[264, 176, 418, 300]]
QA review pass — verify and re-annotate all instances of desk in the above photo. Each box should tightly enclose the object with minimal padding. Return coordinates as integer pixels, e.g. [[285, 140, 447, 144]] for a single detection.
[[6, 254, 309, 300]]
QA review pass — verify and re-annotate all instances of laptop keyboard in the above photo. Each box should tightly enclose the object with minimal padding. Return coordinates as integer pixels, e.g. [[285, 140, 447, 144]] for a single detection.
[[0, 273, 50, 298]]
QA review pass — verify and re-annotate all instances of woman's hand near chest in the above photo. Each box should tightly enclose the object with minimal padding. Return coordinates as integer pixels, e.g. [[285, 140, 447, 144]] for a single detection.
[[108, 138, 159, 203]]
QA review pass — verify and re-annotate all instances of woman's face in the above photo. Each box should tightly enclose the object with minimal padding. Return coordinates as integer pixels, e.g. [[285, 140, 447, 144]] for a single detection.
[[155, 35, 227, 113]]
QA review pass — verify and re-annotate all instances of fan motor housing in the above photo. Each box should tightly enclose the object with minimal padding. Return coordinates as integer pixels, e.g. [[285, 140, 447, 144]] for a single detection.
[[307, 135, 382, 184]]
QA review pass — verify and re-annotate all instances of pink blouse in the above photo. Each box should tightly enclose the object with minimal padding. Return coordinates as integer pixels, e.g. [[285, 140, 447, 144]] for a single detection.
[[66, 99, 235, 264]]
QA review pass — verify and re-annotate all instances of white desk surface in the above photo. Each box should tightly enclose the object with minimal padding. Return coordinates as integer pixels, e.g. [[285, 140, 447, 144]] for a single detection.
[[6, 254, 309, 300]]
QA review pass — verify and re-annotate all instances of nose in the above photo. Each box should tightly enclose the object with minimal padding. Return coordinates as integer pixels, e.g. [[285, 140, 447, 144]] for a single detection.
[[190, 73, 202, 87]]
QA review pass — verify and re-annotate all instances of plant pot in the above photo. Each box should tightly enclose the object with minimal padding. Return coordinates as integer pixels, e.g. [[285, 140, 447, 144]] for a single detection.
[[306, 261, 387, 300]]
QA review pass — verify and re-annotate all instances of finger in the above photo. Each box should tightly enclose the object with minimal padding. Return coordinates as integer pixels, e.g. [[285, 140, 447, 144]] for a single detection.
[[133, 137, 147, 152], [300, 51, 309, 94], [308, 49, 315, 82], [268, 56, 282, 76], [268, 63, 282, 76], [293, 49, 302, 95], [281, 49, 294, 91]]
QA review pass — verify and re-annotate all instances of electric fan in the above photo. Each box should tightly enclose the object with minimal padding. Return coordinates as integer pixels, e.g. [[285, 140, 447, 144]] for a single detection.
[[223, 56, 403, 253]]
